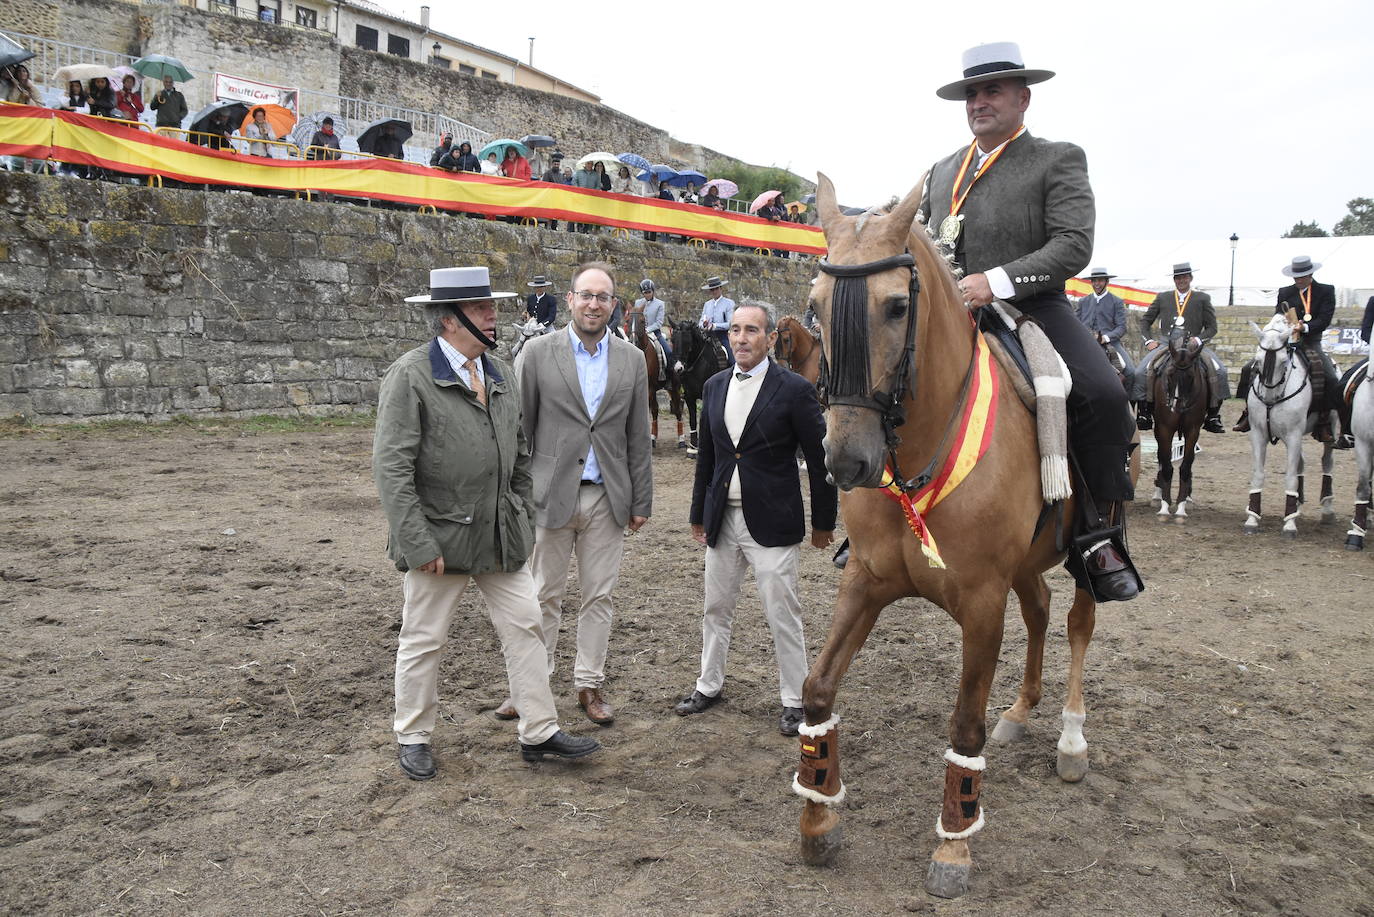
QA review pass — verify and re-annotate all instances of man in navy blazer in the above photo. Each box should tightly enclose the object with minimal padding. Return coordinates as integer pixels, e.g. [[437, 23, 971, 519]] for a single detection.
[[676, 301, 837, 736]]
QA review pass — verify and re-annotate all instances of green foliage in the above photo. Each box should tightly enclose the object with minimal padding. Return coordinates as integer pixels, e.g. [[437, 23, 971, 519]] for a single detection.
[[1333, 197, 1374, 236], [706, 161, 805, 206], [1282, 220, 1328, 238]]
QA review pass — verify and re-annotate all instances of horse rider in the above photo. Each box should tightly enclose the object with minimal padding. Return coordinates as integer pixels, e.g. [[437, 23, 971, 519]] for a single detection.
[[1133, 262, 1229, 434], [919, 41, 1139, 602], [1233, 255, 1348, 446], [699, 276, 736, 364], [525, 274, 558, 326], [631, 278, 672, 381], [1075, 266, 1134, 379]]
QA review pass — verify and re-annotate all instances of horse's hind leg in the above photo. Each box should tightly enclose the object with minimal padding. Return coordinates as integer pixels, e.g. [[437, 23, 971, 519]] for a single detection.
[[795, 569, 898, 869], [926, 595, 1006, 898], [1057, 587, 1097, 782], [991, 572, 1049, 743], [1174, 426, 1199, 522], [1320, 442, 1337, 524]]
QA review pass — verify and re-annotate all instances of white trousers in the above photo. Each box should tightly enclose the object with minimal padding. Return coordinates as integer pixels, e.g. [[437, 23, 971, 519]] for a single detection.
[[529, 484, 626, 690], [695, 506, 807, 708], [394, 565, 559, 746]]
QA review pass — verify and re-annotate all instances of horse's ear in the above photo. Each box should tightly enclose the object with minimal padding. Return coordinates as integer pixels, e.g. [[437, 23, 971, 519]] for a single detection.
[[815, 172, 842, 230], [884, 177, 926, 236], [1249, 321, 1264, 340]]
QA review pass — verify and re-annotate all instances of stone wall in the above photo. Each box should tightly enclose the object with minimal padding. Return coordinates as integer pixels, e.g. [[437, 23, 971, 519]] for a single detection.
[[7, 0, 140, 56], [0, 172, 815, 422]]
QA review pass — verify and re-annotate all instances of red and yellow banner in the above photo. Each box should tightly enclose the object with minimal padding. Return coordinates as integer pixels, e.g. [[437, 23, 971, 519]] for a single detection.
[[880, 329, 999, 569], [1064, 277, 1158, 310], [0, 105, 826, 255]]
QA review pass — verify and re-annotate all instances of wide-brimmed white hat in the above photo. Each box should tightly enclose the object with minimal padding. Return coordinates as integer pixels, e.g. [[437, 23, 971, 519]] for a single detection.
[[700, 276, 729, 291], [1085, 267, 1116, 280], [405, 266, 516, 303], [1171, 262, 1196, 277], [1281, 255, 1321, 278], [936, 42, 1055, 101]]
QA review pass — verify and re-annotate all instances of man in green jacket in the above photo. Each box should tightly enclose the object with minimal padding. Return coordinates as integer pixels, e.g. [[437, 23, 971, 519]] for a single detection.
[[374, 266, 602, 779]]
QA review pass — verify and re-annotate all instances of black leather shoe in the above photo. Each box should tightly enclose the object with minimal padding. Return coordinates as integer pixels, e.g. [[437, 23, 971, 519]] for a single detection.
[[674, 689, 723, 716], [1336, 433, 1355, 450], [1086, 542, 1139, 602], [1203, 414, 1224, 434], [1136, 409, 1153, 431], [779, 707, 804, 736], [397, 743, 436, 781], [832, 538, 850, 570], [519, 729, 601, 762]]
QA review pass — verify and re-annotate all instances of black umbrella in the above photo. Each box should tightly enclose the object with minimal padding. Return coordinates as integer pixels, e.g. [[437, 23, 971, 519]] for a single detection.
[[521, 134, 556, 148], [356, 117, 413, 154], [189, 99, 249, 134], [0, 32, 35, 71]]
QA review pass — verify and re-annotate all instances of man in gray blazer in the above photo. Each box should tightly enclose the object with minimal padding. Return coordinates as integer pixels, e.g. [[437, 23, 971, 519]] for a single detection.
[[506, 261, 653, 726], [919, 41, 1139, 602], [1075, 267, 1133, 376]]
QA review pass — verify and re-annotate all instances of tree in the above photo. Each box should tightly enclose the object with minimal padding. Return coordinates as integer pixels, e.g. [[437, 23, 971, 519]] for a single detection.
[[1333, 197, 1374, 236], [1282, 220, 1328, 238]]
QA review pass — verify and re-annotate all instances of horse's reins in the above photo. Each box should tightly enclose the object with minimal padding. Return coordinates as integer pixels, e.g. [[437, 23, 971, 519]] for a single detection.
[[817, 251, 980, 494], [1251, 341, 1310, 437]]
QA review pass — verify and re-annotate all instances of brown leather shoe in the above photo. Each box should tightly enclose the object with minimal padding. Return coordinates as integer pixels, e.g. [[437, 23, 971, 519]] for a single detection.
[[493, 698, 518, 721], [577, 688, 614, 726], [1232, 410, 1251, 433]]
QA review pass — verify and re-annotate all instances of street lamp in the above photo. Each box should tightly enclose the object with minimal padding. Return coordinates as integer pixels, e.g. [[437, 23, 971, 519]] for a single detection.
[[1228, 233, 1239, 306], [431, 41, 441, 64], [528, 37, 535, 66]]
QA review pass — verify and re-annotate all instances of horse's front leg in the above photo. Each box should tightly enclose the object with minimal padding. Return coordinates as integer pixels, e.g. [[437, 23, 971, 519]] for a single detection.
[[1153, 426, 1173, 518], [795, 566, 898, 868], [990, 571, 1050, 743], [648, 387, 659, 445], [1281, 429, 1305, 539], [1319, 441, 1337, 525], [925, 594, 1006, 899], [1056, 587, 1097, 782], [1245, 426, 1267, 534], [1174, 425, 1200, 522], [1348, 432, 1371, 550]]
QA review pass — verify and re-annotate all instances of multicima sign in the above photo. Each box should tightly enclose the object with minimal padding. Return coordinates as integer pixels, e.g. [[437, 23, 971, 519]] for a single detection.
[[213, 73, 299, 111]]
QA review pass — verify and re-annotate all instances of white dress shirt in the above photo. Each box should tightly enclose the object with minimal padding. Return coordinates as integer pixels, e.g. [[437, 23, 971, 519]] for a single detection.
[[724, 360, 769, 504]]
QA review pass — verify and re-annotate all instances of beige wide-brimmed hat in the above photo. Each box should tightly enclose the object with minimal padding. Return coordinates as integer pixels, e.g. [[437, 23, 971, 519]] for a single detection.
[[1281, 255, 1321, 278], [700, 276, 729, 291], [1085, 267, 1117, 280], [936, 42, 1055, 101], [405, 266, 516, 303]]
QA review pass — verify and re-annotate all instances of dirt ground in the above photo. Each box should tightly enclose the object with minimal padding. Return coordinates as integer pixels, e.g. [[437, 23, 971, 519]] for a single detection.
[[1, 417, 1372, 916]]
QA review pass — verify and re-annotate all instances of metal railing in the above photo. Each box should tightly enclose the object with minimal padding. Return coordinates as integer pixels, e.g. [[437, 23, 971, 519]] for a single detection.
[[202, 1, 331, 33]]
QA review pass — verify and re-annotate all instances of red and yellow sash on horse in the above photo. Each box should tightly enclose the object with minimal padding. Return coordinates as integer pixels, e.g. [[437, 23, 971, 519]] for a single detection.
[[880, 329, 999, 569]]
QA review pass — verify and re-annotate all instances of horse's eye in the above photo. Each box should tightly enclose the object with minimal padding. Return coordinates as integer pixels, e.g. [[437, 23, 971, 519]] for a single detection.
[[886, 297, 909, 320]]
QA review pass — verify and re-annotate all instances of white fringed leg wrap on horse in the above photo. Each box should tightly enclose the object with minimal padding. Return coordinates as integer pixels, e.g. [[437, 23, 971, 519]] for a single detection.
[[989, 301, 1072, 501], [792, 715, 845, 806], [935, 748, 986, 840]]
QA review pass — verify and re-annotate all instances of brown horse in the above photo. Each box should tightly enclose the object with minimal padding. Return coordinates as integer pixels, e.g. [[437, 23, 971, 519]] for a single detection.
[[625, 311, 683, 446], [1148, 327, 1209, 522], [793, 174, 1137, 899], [774, 314, 822, 388]]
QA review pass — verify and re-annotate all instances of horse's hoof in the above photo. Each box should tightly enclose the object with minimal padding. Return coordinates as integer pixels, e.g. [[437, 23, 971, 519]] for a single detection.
[[1345, 536, 1364, 551], [1173, 514, 1187, 525], [1057, 750, 1090, 783], [1242, 525, 1259, 536], [1320, 512, 1337, 526], [1280, 529, 1297, 540], [925, 859, 970, 899], [990, 715, 1028, 744], [799, 825, 842, 867]]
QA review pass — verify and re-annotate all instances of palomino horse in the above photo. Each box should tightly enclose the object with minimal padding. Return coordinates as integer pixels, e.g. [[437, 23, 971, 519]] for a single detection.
[[1148, 327, 1209, 522], [625, 311, 684, 447], [1345, 360, 1374, 549], [794, 175, 1137, 899], [774, 315, 822, 388], [672, 319, 729, 453], [1244, 313, 1336, 537]]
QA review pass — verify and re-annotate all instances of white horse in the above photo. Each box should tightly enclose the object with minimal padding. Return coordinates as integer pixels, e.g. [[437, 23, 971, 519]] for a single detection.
[[509, 316, 553, 359], [1244, 314, 1336, 537], [1345, 361, 1374, 549]]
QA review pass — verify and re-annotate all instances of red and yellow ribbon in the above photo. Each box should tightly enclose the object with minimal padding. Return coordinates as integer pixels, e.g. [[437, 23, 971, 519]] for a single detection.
[[948, 125, 1025, 218], [879, 331, 999, 569], [0, 106, 827, 255]]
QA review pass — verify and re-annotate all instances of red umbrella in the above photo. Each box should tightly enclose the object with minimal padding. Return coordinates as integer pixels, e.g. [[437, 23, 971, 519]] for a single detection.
[[749, 189, 783, 214]]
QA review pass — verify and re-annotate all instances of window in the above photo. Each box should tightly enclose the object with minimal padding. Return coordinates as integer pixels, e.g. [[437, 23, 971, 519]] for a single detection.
[[432, 56, 451, 69], [458, 64, 475, 76], [295, 6, 317, 28], [355, 25, 378, 51], [480, 70, 497, 80], [258, 6, 277, 23], [387, 34, 410, 58]]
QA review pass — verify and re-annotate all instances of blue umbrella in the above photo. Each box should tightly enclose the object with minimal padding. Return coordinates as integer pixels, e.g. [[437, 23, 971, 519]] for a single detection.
[[636, 164, 679, 184], [667, 169, 706, 188], [617, 152, 651, 172], [478, 138, 530, 161]]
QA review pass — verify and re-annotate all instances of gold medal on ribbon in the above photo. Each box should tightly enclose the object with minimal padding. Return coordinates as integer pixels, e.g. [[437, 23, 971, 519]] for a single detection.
[[939, 214, 963, 246]]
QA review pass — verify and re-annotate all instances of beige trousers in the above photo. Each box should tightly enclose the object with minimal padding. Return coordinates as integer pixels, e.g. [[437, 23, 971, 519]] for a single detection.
[[394, 565, 559, 746], [695, 505, 807, 708], [529, 484, 626, 690]]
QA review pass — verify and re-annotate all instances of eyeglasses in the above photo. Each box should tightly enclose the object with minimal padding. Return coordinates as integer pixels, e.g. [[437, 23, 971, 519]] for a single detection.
[[573, 290, 612, 304]]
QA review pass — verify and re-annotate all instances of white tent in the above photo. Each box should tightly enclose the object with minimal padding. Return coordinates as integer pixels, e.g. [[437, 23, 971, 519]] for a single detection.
[[1087, 236, 1374, 308]]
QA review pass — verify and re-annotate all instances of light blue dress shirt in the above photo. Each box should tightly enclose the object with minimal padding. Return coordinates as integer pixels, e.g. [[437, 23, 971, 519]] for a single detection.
[[569, 325, 609, 483], [699, 295, 735, 331]]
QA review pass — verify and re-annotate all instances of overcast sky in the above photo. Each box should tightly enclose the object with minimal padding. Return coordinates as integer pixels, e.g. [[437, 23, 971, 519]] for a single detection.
[[382, 0, 1370, 252]]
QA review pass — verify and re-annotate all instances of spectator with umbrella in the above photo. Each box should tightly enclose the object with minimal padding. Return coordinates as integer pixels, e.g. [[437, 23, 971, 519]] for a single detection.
[[613, 164, 639, 195], [242, 105, 292, 157], [430, 132, 453, 167], [189, 100, 248, 149], [86, 76, 116, 118], [357, 118, 412, 159], [540, 151, 567, 183], [750, 190, 785, 218], [501, 146, 531, 180], [439, 139, 480, 172], [149, 75, 188, 128], [114, 72, 143, 121], [305, 116, 342, 160], [2, 64, 38, 107], [481, 152, 500, 175]]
